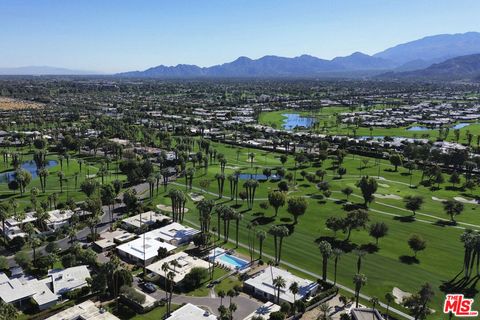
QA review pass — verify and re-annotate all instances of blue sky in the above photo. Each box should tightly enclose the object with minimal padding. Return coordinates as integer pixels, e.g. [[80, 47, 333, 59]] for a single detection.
[[1, 0, 479, 73]]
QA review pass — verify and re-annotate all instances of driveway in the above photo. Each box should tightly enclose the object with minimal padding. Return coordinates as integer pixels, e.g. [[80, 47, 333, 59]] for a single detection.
[[134, 277, 262, 319]]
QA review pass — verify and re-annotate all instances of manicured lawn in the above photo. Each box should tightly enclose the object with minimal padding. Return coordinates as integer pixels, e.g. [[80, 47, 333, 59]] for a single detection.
[[258, 108, 480, 144], [215, 275, 242, 295], [146, 140, 479, 316], [181, 267, 230, 297], [0, 149, 126, 212]]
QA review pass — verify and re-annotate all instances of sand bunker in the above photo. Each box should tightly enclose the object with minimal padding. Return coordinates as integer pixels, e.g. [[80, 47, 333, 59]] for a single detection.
[[374, 193, 402, 200], [432, 196, 447, 202], [156, 204, 190, 213], [189, 192, 204, 202], [454, 197, 478, 205], [392, 287, 412, 304]]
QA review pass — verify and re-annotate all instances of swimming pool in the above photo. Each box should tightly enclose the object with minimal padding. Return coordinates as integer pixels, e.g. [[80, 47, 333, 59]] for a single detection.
[[210, 248, 249, 270]]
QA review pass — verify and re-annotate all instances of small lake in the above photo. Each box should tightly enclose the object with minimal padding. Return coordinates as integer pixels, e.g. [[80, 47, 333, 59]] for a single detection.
[[238, 173, 279, 181], [282, 113, 315, 130], [0, 160, 58, 183], [407, 123, 473, 132]]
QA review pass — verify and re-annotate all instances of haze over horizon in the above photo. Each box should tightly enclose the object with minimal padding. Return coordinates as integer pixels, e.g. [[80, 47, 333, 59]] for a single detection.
[[2, 0, 480, 73]]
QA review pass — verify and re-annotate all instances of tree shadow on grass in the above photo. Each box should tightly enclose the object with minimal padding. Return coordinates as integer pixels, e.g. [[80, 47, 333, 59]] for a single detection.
[[393, 215, 416, 223], [440, 275, 480, 298], [343, 203, 365, 211], [314, 236, 358, 253], [251, 216, 275, 225], [359, 243, 378, 254], [399, 255, 419, 265], [433, 220, 456, 227], [280, 217, 292, 223]]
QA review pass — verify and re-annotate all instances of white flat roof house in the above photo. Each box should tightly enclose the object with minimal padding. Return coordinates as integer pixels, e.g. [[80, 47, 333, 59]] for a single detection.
[[1, 208, 91, 239], [144, 222, 200, 245], [0, 274, 57, 310], [121, 211, 171, 231], [2, 211, 37, 240], [46, 300, 120, 320], [166, 303, 217, 320], [0, 265, 90, 311], [147, 251, 210, 285], [47, 209, 91, 230], [94, 229, 135, 252], [244, 266, 318, 304], [117, 235, 177, 265], [48, 265, 91, 295]]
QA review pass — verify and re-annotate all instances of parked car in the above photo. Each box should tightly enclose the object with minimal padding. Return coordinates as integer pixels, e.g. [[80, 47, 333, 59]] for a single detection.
[[143, 282, 157, 293]]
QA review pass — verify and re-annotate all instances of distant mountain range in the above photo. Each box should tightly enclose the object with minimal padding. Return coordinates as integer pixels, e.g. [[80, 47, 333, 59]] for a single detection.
[[117, 32, 480, 80], [0, 66, 97, 76], [3, 32, 480, 80], [380, 53, 480, 81]]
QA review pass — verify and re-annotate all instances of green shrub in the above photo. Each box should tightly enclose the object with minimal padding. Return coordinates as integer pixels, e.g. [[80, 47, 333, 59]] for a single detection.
[[120, 285, 146, 305]]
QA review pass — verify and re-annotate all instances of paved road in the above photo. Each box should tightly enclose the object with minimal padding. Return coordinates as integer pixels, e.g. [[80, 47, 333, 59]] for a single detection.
[[134, 278, 261, 319]]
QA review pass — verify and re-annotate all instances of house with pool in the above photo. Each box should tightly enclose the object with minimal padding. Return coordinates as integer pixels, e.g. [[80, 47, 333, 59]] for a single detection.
[[209, 248, 250, 271], [244, 266, 318, 304]]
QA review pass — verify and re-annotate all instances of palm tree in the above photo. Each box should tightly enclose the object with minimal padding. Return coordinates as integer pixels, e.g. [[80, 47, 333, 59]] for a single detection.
[[167, 271, 175, 316], [256, 230, 266, 259], [353, 273, 367, 308], [319, 240, 332, 281], [273, 275, 286, 304], [30, 237, 42, 265], [155, 172, 162, 195], [289, 281, 299, 309], [370, 296, 379, 318], [57, 171, 65, 193], [0, 203, 11, 242], [232, 211, 243, 248], [227, 289, 236, 305], [196, 199, 215, 245], [218, 289, 226, 306], [161, 262, 169, 301], [385, 292, 395, 319], [146, 175, 155, 199], [353, 249, 367, 273], [332, 248, 344, 285], [38, 168, 49, 192], [268, 225, 289, 265], [248, 152, 255, 168], [318, 303, 332, 320], [228, 303, 237, 320]]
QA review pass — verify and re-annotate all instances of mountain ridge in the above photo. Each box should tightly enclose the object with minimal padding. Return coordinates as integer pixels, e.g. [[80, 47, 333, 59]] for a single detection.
[[379, 53, 480, 81], [117, 32, 480, 79]]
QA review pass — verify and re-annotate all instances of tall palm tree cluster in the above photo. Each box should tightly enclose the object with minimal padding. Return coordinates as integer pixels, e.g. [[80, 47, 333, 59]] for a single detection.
[[168, 189, 187, 222]]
